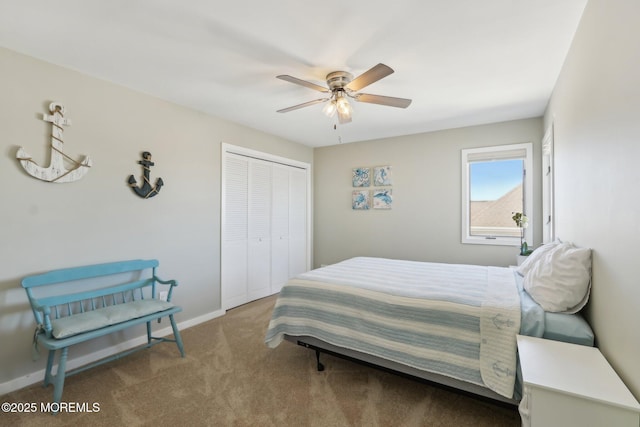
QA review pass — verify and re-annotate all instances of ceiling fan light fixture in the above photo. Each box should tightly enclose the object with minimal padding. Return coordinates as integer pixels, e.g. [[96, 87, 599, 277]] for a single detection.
[[276, 63, 411, 124], [335, 91, 352, 117], [322, 99, 337, 117]]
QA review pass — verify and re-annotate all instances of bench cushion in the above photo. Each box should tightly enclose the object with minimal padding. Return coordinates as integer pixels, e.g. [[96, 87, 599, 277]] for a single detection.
[[51, 299, 176, 339]]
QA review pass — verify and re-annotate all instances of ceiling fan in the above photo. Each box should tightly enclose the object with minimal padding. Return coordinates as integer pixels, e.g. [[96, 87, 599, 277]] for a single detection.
[[276, 63, 412, 124]]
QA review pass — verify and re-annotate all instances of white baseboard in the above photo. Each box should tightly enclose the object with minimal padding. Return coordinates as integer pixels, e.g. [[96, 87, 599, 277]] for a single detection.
[[0, 308, 226, 396]]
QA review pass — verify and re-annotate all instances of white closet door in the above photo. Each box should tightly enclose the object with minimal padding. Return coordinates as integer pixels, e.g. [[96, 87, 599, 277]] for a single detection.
[[247, 160, 272, 301], [289, 167, 308, 277], [271, 165, 290, 293], [221, 154, 248, 309], [221, 144, 310, 309]]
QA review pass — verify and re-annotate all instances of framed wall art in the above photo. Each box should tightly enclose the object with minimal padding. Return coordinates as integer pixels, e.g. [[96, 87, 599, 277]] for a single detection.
[[373, 165, 392, 186], [352, 190, 371, 210], [373, 189, 393, 209], [352, 167, 371, 187]]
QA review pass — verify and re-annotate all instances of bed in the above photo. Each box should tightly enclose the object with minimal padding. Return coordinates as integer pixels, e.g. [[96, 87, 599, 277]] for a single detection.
[[265, 245, 593, 404]]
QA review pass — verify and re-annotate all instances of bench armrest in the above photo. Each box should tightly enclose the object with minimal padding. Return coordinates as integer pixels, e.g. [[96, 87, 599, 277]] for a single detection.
[[154, 276, 178, 287], [154, 275, 178, 301], [32, 303, 54, 337]]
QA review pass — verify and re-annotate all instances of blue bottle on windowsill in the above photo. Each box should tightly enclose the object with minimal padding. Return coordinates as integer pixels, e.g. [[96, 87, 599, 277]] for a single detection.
[[520, 241, 533, 256]]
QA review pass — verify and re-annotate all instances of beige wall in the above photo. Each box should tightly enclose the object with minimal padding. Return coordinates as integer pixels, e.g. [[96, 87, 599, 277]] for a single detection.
[[544, 0, 640, 397], [6, 0, 637, 403], [313, 118, 543, 268], [0, 47, 313, 389]]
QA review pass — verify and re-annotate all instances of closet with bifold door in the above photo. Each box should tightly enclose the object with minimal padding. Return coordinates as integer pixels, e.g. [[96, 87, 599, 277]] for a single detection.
[[221, 144, 310, 310]]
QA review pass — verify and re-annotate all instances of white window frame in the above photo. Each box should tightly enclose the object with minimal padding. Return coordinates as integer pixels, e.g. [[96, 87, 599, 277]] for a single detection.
[[542, 124, 555, 244], [461, 142, 533, 246]]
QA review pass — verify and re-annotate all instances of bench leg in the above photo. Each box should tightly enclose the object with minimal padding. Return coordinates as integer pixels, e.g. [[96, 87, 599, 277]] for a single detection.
[[146, 321, 152, 345], [44, 349, 56, 387], [52, 347, 69, 406], [169, 314, 185, 357]]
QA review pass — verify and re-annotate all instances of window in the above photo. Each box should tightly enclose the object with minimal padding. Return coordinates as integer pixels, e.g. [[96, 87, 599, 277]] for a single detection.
[[461, 143, 533, 246]]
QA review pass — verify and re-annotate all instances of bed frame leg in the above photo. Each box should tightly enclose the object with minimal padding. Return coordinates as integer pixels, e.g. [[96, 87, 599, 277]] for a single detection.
[[315, 350, 325, 371]]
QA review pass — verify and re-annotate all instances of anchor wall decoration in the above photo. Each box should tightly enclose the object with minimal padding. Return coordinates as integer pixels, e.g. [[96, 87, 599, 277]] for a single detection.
[[128, 151, 164, 198], [16, 102, 92, 183]]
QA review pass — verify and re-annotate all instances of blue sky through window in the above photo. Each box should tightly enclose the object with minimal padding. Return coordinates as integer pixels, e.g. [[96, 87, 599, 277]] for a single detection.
[[470, 159, 523, 201]]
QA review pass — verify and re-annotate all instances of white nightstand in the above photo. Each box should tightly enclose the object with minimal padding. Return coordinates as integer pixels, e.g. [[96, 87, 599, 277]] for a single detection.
[[517, 335, 640, 427], [516, 255, 528, 266]]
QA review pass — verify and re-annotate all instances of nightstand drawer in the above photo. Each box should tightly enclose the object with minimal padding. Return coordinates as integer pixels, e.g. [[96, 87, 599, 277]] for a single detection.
[[517, 335, 640, 427], [526, 385, 638, 426]]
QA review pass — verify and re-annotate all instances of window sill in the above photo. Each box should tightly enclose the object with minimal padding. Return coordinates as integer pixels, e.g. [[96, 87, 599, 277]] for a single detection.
[[462, 236, 521, 247]]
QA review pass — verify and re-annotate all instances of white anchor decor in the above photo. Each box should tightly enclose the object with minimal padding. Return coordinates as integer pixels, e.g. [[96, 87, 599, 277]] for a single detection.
[[16, 102, 92, 183]]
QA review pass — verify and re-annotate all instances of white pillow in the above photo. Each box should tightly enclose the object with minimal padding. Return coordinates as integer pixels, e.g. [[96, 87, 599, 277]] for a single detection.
[[523, 242, 592, 313], [516, 240, 562, 277]]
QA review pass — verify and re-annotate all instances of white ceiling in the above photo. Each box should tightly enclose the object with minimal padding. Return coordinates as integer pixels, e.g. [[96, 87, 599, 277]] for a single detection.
[[0, 0, 587, 147]]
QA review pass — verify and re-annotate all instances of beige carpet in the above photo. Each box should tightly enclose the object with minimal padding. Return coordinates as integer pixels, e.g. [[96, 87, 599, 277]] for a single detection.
[[3, 295, 520, 426]]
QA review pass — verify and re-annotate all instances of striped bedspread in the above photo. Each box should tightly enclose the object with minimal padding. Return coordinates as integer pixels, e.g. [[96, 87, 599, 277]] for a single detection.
[[264, 257, 521, 398]]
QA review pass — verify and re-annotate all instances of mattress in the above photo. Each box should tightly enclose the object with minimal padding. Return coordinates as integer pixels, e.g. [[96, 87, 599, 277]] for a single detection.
[[265, 257, 527, 399]]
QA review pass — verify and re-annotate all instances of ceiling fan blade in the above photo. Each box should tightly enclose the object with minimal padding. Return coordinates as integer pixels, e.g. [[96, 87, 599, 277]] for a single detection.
[[346, 63, 394, 92], [277, 75, 329, 93], [337, 109, 352, 124], [355, 93, 412, 108], [277, 98, 328, 113]]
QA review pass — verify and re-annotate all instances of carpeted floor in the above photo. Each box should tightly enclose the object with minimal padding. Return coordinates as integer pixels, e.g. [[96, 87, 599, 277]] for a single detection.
[[3, 295, 521, 426]]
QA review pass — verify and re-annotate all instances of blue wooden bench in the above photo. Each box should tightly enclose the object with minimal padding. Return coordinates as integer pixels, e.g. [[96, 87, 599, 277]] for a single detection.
[[21, 259, 185, 407]]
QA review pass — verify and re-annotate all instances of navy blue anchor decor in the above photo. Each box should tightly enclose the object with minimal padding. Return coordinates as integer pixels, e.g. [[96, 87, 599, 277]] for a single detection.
[[128, 151, 164, 198]]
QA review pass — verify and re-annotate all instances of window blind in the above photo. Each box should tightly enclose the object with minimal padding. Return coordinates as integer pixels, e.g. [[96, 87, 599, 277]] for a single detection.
[[466, 147, 528, 162]]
